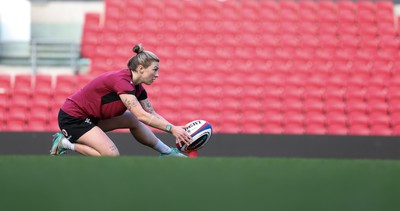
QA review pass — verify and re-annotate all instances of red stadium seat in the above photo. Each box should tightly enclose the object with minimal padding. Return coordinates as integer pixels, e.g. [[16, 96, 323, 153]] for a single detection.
[[325, 111, 347, 132], [263, 112, 284, 134], [354, 50, 377, 69], [376, 1, 394, 12], [370, 125, 392, 136], [339, 22, 359, 37], [345, 88, 367, 102], [4, 121, 26, 131], [366, 88, 387, 103], [369, 114, 390, 127], [47, 111, 60, 132], [378, 23, 397, 37], [241, 111, 264, 134], [296, 36, 319, 52], [392, 123, 400, 135], [240, 1, 260, 21], [27, 107, 50, 132], [349, 125, 370, 135], [299, 0, 317, 11], [379, 35, 399, 51], [389, 75, 400, 90], [0, 92, 9, 112], [11, 86, 32, 106], [298, 10, 317, 24], [357, 10, 376, 25], [262, 98, 282, 115], [305, 111, 326, 134], [83, 12, 100, 30], [348, 113, 369, 135], [27, 119, 49, 132], [376, 11, 394, 27], [219, 109, 241, 133], [337, 10, 356, 24], [338, 34, 359, 50], [0, 74, 11, 89], [0, 97, 6, 111], [337, 1, 357, 13], [348, 73, 369, 89], [325, 99, 346, 115], [324, 87, 345, 102], [358, 24, 378, 38], [318, 35, 339, 50], [51, 93, 68, 112], [306, 124, 327, 135], [346, 99, 368, 115], [0, 112, 4, 130], [34, 74, 53, 89], [282, 98, 303, 116], [369, 113, 391, 136], [352, 62, 373, 79], [282, 86, 304, 100], [32, 94, 52, 110], [283, 113, 305, 134], [335, 48, 357, 68], [5, 106, 28, 131], [318, 10, 337, 26], [302, 98, 323, 115], [326, 123, 348, 135], [284, 124, 305, 135], [55, 74, 76, 89], [279, 21, 299, 34], [318, 0, 338, 11], [180, 1, 202, 21], [332, 61, 352, 79], [357, 1, 376, 12], [14, 74, 33, 88], [280, 0, 299, 12], [359, 36, 379, 51], [377, 49, 397, 65], [259, 0, 279, 11], [304, 85, 324, 99]]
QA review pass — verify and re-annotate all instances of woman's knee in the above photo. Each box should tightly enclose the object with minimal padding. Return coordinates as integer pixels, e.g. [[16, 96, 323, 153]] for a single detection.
[[78, 127, 120, 156], [99, 144, 120, 156]]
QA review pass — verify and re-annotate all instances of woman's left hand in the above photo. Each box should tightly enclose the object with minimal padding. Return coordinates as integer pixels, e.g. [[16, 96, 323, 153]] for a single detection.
[[171, 125, 192, 147]]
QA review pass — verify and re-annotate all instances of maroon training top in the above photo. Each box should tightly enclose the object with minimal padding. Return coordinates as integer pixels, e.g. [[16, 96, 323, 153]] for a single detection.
[[61, 69, 147, 121]]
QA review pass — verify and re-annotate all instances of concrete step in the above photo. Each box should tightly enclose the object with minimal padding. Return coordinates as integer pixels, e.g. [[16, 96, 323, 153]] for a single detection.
[[0, 57, 89, 67]]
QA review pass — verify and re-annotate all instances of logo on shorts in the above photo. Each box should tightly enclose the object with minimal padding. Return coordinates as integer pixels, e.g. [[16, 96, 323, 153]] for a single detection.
[[61, 129, 72, 140], [85, 118, 93, 125], [62, 129, 68, 137]]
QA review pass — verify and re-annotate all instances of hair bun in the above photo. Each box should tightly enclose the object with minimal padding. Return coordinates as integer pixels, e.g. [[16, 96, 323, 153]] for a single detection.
[[132, 44, 144, 54]]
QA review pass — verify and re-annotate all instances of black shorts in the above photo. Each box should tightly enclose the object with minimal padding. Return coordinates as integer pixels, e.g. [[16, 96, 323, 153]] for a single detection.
[[58, 109, 99, 143]]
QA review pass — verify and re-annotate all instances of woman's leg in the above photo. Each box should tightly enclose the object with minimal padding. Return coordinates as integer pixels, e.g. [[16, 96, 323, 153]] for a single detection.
[[74, 126, 120, 156], [95, 111, 184, 156], [98, 111, 159, 148]]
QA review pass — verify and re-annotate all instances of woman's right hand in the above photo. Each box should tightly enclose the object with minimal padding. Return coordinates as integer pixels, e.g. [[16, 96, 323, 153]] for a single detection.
[[171, 125, 192, 147]]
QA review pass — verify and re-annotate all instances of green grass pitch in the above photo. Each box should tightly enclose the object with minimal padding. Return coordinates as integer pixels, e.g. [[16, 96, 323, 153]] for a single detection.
[[1, 156, 399, 211]]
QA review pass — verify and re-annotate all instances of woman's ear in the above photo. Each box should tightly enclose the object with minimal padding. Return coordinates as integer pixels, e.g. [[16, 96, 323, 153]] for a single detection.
[[137, 65, 145, 73]]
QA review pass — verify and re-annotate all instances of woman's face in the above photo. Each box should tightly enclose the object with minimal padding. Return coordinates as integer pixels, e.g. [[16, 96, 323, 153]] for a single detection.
[[141, 61, 159, 85]]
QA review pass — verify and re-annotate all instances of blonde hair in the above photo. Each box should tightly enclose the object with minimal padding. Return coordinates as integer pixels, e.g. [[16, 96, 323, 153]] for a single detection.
[[127, 44, 159, 71]]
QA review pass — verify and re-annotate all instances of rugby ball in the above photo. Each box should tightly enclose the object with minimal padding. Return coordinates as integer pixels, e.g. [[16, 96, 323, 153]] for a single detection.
[[177, 120, 213, 153]]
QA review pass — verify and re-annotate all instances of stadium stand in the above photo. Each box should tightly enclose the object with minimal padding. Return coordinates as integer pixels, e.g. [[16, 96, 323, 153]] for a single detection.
[[1, 0, 400, 136]]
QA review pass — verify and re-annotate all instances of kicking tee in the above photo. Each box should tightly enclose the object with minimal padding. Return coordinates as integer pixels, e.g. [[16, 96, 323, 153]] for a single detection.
[[61, 69, 147, 121]]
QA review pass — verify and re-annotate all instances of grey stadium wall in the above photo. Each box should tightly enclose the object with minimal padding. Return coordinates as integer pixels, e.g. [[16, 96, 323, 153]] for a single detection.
[[0, 132, 400, 159]]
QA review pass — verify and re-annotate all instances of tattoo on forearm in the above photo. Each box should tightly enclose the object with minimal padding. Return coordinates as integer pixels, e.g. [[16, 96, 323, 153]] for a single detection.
[[123, 98, 138, 110], [142, 100, 155, 113]]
